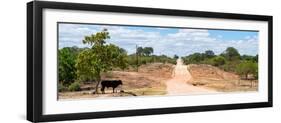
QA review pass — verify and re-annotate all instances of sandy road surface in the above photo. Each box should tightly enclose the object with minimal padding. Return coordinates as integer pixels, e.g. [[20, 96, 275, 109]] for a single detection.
[[166, 58, 216, 95]]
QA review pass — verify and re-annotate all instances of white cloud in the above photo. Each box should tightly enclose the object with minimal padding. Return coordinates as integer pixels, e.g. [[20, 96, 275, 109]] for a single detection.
[[59, 24, 258, 57], [168, 29, 209, 38], [58, 24, 98, 48]]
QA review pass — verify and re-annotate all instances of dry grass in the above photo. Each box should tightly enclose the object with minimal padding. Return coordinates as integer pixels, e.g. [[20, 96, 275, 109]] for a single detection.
[[59, 63, 174, 99], [187, 64, 258, 92], [58, 63, 258, 100]]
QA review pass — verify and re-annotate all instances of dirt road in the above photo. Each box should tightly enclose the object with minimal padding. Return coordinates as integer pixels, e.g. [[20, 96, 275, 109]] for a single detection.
[[166, 58, 216, 95]]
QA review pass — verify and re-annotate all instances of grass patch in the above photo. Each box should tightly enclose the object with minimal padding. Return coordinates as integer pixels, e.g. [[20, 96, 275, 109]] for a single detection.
[[68, 82, 81, 91], [127, 87, 167, 96]]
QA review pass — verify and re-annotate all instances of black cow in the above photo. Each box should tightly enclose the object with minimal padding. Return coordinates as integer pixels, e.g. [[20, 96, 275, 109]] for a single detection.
[[100, 80, 123, 94]]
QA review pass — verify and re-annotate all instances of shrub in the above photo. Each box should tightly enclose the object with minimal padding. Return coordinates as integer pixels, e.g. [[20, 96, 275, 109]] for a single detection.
[[58, 83, 67, 92], [236, 61, 258, 80], [141, 59, 147, 64], [68, 82, 81, 91], [211, 56, 226, 66]]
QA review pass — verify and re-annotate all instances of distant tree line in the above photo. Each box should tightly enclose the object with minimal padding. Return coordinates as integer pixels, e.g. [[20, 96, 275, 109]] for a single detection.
[[59, 29, 258, 93], [137, 47, 154, 56], [127, 46, 176, 69], [182, 47, 258, 80]]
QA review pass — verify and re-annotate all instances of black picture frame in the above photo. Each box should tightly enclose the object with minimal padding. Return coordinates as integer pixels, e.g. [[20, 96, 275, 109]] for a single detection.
[[27, 1, 273, 122]]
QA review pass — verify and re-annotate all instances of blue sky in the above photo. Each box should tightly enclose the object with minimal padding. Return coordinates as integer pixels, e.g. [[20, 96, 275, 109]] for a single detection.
[[59, 23, 258, 57]]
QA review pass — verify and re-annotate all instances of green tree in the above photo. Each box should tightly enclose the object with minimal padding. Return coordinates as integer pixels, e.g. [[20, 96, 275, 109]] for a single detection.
[[58, 47, 78, 85], [143, 47, 154, 56], [221, 47, 240, 61], [184, 53, 204, 64], [205, 50, 215, 58], [254, 54, 258, 62], [82, 29, 109, 46], [137, 47, 154, 56], [137, 47, 144, 56], [236, 61, 258, 80], [241, 55, 257, 61], [173, 55, 179, 59], [76, 29, 128, 94], [211, 56, 226, 66]]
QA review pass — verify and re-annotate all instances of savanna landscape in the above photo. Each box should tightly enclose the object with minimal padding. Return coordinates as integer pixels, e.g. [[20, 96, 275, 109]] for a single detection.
[[58, 23, 258, 100]]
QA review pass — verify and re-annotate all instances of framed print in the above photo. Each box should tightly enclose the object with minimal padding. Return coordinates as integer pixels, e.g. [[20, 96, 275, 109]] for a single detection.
[[27, 1, 273, 122]]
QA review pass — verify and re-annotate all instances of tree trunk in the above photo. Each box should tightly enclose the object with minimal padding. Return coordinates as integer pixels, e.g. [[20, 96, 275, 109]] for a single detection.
[[245, 73, 248, 80]]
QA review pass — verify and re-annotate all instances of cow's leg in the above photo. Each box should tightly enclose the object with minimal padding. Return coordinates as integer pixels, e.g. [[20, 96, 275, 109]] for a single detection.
[[101, 86, 105, 94], [113, 88, 115, 93]]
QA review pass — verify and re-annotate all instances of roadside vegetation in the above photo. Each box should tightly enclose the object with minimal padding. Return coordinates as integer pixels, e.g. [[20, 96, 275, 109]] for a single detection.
[[182, 47, 258, 87], [58, 29, 176, 93], [58, 28, 258, 96]]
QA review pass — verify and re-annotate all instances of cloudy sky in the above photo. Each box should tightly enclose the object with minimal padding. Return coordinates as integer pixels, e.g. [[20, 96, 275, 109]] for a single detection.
[[59, 23, 258, 57]]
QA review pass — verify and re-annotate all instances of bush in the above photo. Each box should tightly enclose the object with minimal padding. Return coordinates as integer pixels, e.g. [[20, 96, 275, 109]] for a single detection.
[[68, 82, 81, 91], [126, 54, 176, 67], [140, 59, 147, 64], [58, 83, 67, 92], [211, 56, 226, 66], [236, 61, 258, 80]]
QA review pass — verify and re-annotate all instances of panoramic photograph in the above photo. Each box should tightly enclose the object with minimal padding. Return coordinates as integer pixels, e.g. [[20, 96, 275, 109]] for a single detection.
[[58, 23, 259, 100]]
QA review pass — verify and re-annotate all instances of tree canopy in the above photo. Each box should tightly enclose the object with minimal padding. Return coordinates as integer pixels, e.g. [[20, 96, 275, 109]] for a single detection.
[[221, 47, 240, 61], [211, 56, 226, 66], [173, 54, 179, 59], [75, 29, 128, 93], [137, 46, 154, 56], [58, 47, 80, 85], [236, 61, 258, 80], [205, 50, 215, 58], [82, 28, 110, 46]]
